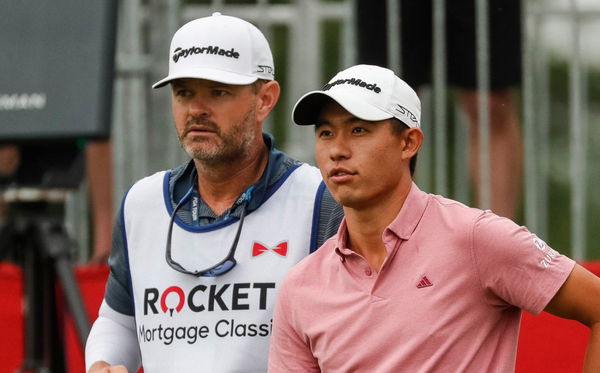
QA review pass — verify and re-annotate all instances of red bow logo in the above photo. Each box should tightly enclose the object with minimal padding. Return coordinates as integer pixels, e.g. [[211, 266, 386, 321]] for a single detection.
[[252, 241, 288, 257]]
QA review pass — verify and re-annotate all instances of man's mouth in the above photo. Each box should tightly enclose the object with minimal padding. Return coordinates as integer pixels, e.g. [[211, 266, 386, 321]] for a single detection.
[[328, 167, 356, 182]]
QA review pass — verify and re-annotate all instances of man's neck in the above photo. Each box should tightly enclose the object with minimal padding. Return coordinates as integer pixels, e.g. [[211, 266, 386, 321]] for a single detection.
[[194, 144, 269, 216], [343, 180, 412, 272]]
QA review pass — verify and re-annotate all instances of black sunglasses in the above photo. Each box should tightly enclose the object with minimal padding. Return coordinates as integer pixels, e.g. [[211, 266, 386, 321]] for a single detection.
[[165, 186, 253, 277]]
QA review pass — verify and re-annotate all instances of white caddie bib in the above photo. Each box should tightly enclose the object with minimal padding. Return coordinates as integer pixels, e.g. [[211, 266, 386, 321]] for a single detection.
[[123, 164, 322, 372]]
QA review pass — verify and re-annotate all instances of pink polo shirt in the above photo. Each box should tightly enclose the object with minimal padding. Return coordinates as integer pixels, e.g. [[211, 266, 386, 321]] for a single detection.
[[269, 183, 575, 373]]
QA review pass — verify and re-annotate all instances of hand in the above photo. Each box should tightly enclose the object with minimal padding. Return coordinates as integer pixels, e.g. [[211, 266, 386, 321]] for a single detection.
[[88, 361, 129, 373]]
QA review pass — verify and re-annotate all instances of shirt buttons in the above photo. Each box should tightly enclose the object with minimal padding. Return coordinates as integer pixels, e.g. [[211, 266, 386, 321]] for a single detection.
[[364, 268, 372, 276], [339, 256, 345, 263]]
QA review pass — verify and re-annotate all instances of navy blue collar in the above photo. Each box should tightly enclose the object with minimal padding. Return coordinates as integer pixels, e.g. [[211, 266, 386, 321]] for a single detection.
[[170, 133, 300, 215]]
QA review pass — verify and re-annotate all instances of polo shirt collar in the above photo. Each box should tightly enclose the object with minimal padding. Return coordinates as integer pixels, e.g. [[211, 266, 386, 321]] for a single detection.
[[171, 133, 295, 215], [246, 133, 286, 212], [334, 182, 429, 257], [387, 182, 429, 240]]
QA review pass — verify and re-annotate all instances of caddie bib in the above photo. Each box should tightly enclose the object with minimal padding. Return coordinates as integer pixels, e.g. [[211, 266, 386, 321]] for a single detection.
[[123, 164, 323, 372]]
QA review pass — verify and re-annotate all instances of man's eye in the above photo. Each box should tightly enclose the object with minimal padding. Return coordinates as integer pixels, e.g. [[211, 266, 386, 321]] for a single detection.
[[175, 89, 191, 97], [352, 127, 366, 133], [317, 130, 333, 138], [213, 89, 228, 97]]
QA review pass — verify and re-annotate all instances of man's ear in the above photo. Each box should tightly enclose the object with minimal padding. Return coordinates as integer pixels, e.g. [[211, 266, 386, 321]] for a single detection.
[[255, 80, 280, 122], [401, 128, 423, 161]]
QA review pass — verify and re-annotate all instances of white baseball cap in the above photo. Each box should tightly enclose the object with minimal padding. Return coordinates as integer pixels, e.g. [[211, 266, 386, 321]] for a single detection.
[[152, 12, 274, 88], [292, 64, 421, 128]]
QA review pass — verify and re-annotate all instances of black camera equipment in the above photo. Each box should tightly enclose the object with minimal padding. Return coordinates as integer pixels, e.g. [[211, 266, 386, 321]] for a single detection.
[[0, 1, 118, 371]]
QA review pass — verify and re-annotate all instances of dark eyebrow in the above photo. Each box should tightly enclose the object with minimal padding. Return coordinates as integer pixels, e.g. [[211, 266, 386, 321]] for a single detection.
[[345, 116, 363, 124], [208, 82, 231, 89], [315, 119, 329, 128], [315, 114, 361, 128], [171, 80, 189, 90]]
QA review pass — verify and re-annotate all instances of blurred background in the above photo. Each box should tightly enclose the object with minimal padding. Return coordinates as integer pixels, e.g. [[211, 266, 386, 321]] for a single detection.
[[81, 0, 600, 261], [0, 0, 599, 371], [1, 0, 598, 262]]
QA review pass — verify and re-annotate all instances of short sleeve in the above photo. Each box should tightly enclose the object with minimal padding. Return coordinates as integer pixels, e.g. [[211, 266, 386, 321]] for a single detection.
[[471, 212, 575, 315]]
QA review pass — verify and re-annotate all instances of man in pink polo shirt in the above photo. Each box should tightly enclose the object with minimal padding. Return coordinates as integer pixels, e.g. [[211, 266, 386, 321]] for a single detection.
[[268, 64, 600, 372]]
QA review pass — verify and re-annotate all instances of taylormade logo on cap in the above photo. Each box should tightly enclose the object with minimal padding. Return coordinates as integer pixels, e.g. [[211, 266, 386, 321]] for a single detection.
[[292, 64, 421, 128], [323, 78, 381, 93], [172, 46, 240, 63], [153, 12, 274, 88]]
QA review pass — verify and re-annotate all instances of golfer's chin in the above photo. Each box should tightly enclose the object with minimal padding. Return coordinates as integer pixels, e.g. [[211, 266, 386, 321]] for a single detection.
[[327, 189, 359, 209], [183, 142, 222, 162]]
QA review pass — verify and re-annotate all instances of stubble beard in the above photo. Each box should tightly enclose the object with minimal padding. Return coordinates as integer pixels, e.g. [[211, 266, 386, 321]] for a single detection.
[[179, 104, 258, 167]]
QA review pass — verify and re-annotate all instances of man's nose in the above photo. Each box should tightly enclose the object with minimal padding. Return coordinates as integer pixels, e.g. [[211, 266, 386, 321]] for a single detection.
[[188, 97, 211, 117], [328, 134, 351, 161]]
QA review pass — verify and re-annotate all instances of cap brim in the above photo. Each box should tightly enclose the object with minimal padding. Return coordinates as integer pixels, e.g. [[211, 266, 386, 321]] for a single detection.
[[152, 67, 259, 89], [292, 90, 392, 125]]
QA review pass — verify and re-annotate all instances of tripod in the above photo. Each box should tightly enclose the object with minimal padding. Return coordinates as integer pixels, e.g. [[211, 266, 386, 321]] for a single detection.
[[0, 188, 91, 373]]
